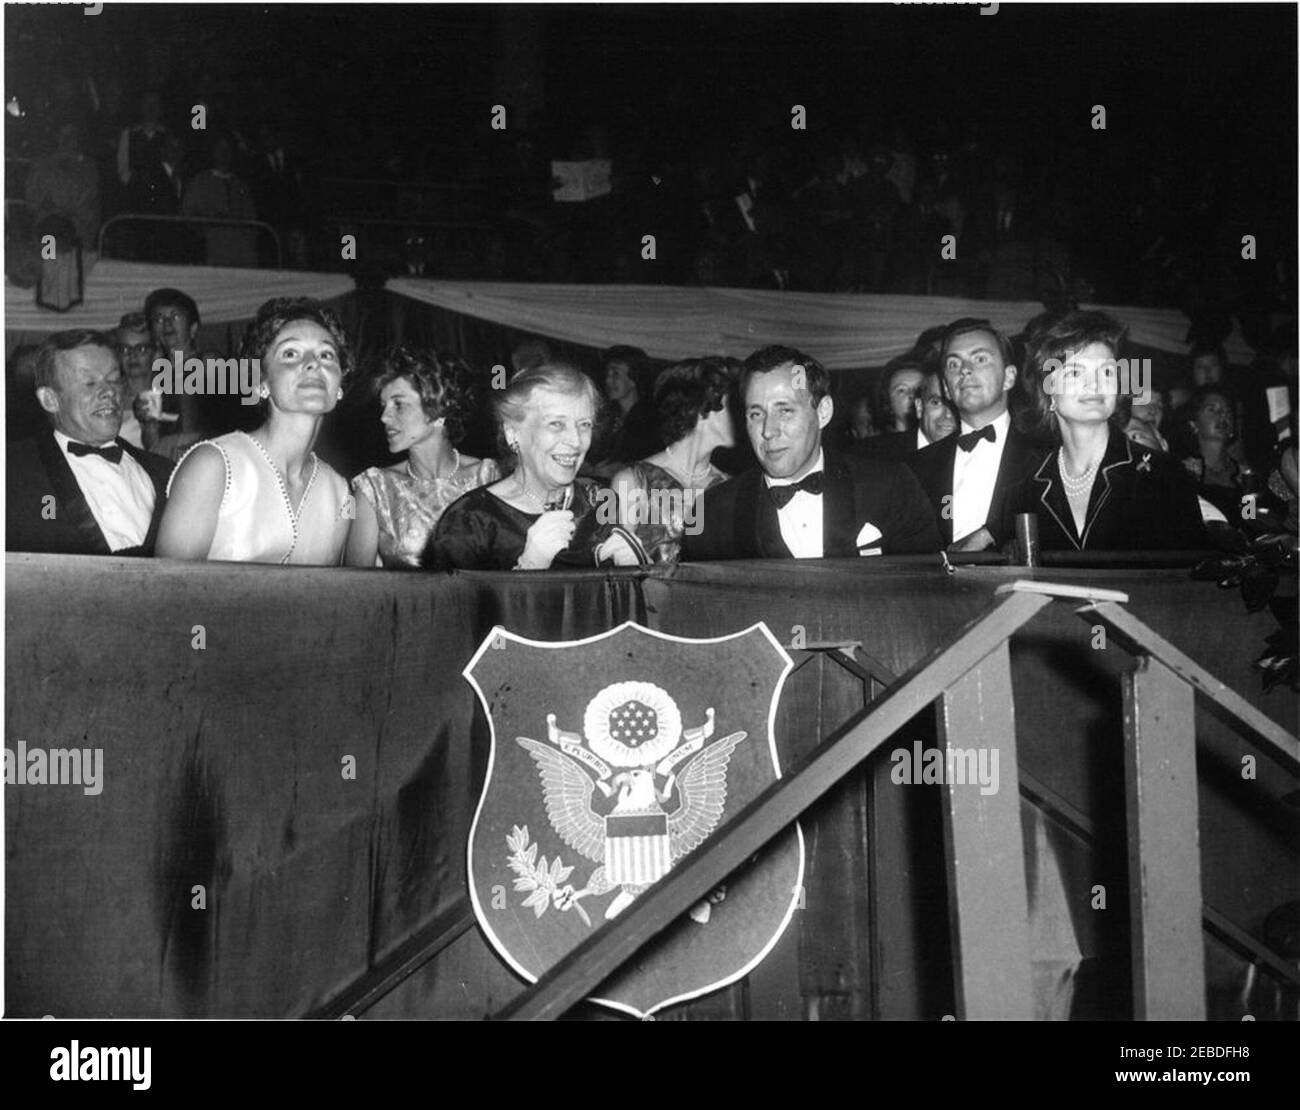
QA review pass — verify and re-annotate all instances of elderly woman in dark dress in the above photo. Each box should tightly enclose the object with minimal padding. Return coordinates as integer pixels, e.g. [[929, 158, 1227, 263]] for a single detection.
[[995, 310, 1206, 552], [425, 361, 612, 570]]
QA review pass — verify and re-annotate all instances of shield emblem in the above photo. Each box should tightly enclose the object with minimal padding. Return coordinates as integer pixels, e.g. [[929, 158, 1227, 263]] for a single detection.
[[465, 620, 804, 1018]]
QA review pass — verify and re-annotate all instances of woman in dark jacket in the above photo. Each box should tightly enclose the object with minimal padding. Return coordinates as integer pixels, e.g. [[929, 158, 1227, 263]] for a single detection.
[[994, 310, 1207, 552]]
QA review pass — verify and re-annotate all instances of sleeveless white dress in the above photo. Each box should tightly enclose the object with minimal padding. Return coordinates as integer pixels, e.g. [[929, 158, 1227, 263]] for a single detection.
[[169, 431, 352, 565]]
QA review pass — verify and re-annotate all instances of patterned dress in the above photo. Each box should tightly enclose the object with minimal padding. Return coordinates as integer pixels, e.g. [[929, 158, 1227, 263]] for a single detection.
[[612, 459, 728, 564], [352, 458, 497, 568]]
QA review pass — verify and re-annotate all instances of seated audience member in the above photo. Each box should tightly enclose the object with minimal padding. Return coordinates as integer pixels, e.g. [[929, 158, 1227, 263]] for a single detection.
[[7, 329, 172, 556], [25, 121, 100, 260], [1179, 384, 1258, 525], [425, 362, 611, 570], [138, 286, 207, 459], [113, 312, 158, 449], [1126, 386, 1169, 452], [116, 91, 171, 216], [682, 345, 940, 560], [588, 345, 662, 475], [155, 297, 353, 564], [345, 347, 499, 568], [862, 368, 957, 461], [604, 356, 739, 565], [906, 317, 1043, 550], [845, 395, 878, 443], [993, 311, 1206, 552], [181, 132, 259, 267], [1265, 440, 1298, 535], [877, 357, 925, 434]]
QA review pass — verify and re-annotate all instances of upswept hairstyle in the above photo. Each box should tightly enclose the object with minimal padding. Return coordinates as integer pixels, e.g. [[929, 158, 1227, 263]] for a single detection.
[[494, 361, 602, 439], [1018, 309, 1131, 441], [740, 345, 831, 406], [34, 329, 117, 392], [239, 297, 355, 420], [652, 356, 741, 445], [238, 297, 354, 376], [372, 346, 477, 445]]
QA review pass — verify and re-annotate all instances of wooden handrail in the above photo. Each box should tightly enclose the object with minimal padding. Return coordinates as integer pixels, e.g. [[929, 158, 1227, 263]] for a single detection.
[[1082, 600, 1300, 774], [495, 589, 1052, 1020], [304, 899, 476, 1020]]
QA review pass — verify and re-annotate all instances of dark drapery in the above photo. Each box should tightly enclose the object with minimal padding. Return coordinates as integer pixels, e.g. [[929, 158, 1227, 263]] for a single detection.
[[5, 554, 1296, 1019]]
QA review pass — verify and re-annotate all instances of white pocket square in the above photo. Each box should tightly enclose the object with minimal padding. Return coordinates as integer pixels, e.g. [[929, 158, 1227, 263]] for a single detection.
[[855, 522, 883, 550]]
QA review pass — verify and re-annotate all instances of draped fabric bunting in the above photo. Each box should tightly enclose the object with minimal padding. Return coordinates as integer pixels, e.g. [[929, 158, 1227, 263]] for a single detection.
[[4, 260, 356, 335], [387, 278, 1255, 368]]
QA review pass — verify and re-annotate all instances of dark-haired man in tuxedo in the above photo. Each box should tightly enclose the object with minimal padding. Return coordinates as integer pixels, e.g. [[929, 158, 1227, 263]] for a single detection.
[[905, 318, 1042, 549], [7, 329, 172, 556], [683, 345, 939, 560]]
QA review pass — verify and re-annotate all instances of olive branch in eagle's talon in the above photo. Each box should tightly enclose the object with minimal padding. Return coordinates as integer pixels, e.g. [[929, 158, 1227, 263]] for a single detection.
[[506, 825, 593, 927]]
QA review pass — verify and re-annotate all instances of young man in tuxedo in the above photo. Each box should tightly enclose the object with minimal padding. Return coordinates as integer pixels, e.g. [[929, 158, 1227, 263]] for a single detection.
[[7, 329, 172, 556], [905, 318, 1043, 549], [682, 345, 940, 560]]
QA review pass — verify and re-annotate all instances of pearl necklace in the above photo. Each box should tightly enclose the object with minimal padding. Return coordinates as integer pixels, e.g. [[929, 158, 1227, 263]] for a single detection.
[[665, 444, 713, 488], [1058, 448, 1100, 497], [518, 477, 567, 511], [406, 448, 460, 482]]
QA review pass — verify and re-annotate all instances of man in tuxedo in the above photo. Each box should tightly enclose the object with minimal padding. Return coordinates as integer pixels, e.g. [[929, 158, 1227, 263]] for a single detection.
[[861, 368, 958, 462], [7, 329, 172, 556], [683, 345, 940, 560], [906, 318, 1043, 549]]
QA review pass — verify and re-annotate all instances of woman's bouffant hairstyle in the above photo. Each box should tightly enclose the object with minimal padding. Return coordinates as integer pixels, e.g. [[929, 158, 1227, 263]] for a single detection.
[[372, 346, 476, 445], [494, 361, 602, 447], [239, 297, 354, 374], [1018, 309, 1131, 441], [240, 297, 354, 419], [652, 356, 741, 445]]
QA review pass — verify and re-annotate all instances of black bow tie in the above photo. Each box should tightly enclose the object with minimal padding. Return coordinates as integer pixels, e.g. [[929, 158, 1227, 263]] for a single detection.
[[768, 471, 825, 508], [957, 425, 997, 452], [67, 441, 123, 464]]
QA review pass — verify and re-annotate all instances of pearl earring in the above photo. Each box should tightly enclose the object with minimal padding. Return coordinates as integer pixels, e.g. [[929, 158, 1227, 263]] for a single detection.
[[336, 388, 343, 400]]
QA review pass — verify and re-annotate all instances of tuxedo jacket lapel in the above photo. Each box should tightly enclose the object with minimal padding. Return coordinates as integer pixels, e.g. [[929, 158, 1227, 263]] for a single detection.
[[37, 431, 111, 555], [733, 469, 791, 558], [821, 453, 858, 556]]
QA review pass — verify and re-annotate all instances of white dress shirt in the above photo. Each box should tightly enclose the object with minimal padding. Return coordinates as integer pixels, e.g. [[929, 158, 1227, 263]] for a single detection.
[[766, 449, 825, 558], [55, 430, 155, 551], [951, 410, 1011, 543], [915, 427, 930, 451]]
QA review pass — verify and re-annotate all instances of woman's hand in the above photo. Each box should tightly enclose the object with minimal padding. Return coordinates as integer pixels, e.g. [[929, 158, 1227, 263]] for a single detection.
[[596, 532, 641, 567], [518, 510, 575, 569]]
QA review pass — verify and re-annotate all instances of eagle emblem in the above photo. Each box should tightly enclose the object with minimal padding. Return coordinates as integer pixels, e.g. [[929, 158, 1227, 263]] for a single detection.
[[516, 682, 745, 922], [464, 621, 803, 1018]]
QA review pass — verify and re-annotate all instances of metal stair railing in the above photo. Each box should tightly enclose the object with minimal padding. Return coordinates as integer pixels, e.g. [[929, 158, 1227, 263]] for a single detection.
[[497, 588, 1054, 1020]]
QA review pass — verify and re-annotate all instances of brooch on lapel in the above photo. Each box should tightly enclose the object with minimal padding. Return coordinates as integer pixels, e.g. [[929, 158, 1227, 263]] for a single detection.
[[1136, 453, 1152, 473]]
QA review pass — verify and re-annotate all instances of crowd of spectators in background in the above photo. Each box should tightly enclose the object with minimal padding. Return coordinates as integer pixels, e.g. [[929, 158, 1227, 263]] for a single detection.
[[5, 48, 1294, 360]]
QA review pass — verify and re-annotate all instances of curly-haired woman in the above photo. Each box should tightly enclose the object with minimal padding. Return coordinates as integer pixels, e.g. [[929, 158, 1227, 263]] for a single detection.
[[345, 347, 499, 568]]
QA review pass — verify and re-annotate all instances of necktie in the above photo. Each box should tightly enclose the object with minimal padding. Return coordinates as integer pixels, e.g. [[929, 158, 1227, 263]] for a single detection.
[[68, 441, 123, 464], [957, 425, 997, 452], [769, 471, 826, 509]]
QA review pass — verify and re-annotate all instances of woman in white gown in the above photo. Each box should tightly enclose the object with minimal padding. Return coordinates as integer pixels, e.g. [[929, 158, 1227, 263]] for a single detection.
[[155, 297, 354, 564]]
